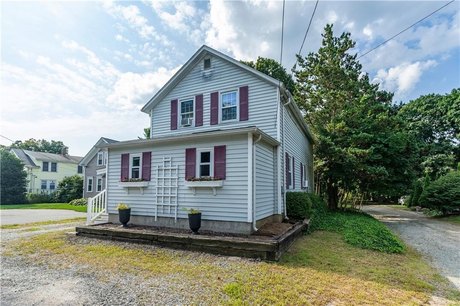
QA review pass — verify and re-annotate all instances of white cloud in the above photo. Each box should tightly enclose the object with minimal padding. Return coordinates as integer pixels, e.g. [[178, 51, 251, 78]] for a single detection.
[[375, 60, 437, 97], [362, 25, 373, 39]]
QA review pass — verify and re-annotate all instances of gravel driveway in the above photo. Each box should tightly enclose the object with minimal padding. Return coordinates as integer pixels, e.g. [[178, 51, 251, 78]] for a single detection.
[[362, 205, 460, 290]]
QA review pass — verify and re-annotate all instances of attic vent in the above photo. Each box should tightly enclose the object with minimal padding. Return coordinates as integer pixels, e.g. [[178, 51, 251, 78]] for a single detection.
[[204, 58, 211, 70]]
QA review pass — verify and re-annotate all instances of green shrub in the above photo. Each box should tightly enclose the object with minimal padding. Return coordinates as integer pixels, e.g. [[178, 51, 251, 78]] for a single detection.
[[69, 198, 87, 206], [419, 171, 460, 214], [55, 175, 83, 203], [306, 193, 328, 232], [26, 192, 57, 204], [286, 192, 312, 220]]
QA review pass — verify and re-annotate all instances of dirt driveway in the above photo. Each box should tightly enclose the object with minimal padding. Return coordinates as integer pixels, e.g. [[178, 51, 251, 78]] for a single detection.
[[363, 205, 460, 290], [0, 209, 85, 225]]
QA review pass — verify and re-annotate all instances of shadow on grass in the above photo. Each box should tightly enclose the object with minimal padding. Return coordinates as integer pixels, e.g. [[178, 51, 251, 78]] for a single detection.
[[279, 231, 460, 302]]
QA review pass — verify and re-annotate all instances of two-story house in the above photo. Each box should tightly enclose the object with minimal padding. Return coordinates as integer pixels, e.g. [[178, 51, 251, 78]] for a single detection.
[[79, 137, 118, 198], [88, 45, 314, 234], [10, 148, 83, 194]]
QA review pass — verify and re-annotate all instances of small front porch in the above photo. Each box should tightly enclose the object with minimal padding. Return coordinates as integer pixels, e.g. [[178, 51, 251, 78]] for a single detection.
[[76, 220, 308, 261]]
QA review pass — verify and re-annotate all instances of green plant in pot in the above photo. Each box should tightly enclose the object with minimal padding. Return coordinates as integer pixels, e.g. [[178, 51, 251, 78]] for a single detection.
[[183, 208, 201, 234], [117, 203, 131, 227]]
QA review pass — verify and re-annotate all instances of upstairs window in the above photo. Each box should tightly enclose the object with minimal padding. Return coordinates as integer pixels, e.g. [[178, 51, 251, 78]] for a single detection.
[[130, 154, 141, 179], [180, 99, 194, 127], [77, 165, 83, 174], [197, 149, 213, 178], [51, 162, 57, 172], [97, 152, 104, 166], [42, 162, 49, 172], [221, 91, 238, 122]]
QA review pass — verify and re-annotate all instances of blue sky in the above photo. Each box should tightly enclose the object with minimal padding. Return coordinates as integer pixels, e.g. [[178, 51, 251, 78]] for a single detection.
[[1, 1, 459, 156]]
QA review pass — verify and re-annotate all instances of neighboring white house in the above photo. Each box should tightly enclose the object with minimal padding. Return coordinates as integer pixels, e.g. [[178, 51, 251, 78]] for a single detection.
[[11, 148, 83, 194], [88, 45, 314, 234]]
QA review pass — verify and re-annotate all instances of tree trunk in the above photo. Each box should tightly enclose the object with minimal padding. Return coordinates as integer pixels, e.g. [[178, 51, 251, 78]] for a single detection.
[[327, 181, 339, 210]]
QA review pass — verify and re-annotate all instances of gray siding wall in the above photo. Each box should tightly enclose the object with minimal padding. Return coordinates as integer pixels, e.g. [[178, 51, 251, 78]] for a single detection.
[[83, 151, 107, 198], [282, 105, 314, 194], [107, 135, 249, 223], [255, 140, 276, 220], [151, 56, 279, 140]]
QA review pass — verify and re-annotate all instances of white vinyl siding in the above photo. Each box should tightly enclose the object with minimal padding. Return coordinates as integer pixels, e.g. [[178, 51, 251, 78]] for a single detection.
[[282, 104, 313, 193], [107, 135, 249, 223], [150, 56, 278, 139], [255, 140, 276, 220]]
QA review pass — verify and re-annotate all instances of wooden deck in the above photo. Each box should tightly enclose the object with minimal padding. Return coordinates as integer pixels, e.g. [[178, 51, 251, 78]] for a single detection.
[[76, 220, 308, 261]]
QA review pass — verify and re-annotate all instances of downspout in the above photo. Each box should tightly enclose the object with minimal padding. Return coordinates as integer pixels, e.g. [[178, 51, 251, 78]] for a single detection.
[[252, 134, 262, 231], [281, 90, 291, 219]]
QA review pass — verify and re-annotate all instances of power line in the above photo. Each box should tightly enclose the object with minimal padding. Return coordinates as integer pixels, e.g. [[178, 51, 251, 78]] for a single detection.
[[280, 0, 286, 66], [0, 134, 14, 143], [358, 0, 455, 59], [298, 0, 320, 55]]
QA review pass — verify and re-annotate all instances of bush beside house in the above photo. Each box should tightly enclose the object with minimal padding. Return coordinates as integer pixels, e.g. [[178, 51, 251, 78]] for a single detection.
[[286, 192, 312, 220]]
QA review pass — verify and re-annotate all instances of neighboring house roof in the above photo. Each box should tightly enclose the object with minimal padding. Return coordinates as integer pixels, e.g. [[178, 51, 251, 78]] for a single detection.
[[11, 148, 82, 166], [10, 148, 38, 168], [140, 44, 314, 143], [99, 126, 279, 150], [79, 137, 119, 166]]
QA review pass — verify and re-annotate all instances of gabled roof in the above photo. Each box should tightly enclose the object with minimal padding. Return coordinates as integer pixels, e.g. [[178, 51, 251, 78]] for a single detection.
[[141, 45, 282, 114], [10, 148, 38, 168], [79, 137, 119, 166], [12, 148, 82, 164]]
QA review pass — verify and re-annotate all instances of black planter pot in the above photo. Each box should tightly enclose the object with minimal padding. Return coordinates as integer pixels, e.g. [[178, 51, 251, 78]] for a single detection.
[[119, 208, 131, 227], [188, 213, 201, 234]]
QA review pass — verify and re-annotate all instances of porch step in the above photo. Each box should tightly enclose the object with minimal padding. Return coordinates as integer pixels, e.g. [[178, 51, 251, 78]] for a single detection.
[[93, 214, 108, 224]]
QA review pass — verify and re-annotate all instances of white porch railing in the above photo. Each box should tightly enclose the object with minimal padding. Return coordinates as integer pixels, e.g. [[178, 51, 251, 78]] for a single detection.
[[87, 189, 107, 224]]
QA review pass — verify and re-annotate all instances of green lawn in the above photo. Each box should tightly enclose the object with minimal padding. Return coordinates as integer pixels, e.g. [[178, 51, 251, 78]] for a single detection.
[[0, 203, 86, 212], [435, 215, 460, 225]]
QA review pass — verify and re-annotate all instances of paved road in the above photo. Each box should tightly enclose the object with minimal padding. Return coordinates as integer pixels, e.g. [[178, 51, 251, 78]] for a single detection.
[[362, 205, 460, 290], [0, 209, 85, 225]]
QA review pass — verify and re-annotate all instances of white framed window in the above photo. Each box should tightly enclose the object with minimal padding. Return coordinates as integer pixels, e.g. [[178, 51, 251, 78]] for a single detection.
[[196, 149, 213, 178], [97, 152, 104, 166], [220, 90, 238, 122], [179, 98, 194, 127], [77, 165, 83, 174], [87, 177, 94, 192], [96, 177, 103, 192], [42, 162, 49, 172], [41, 180, 47, 190], [130, 154, 142, 179], [50, 162, 57, 172], [49, 180, 56, 191]]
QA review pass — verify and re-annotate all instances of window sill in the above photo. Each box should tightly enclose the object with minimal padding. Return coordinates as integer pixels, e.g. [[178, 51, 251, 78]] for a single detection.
[[119, 181, 149, 194], [185, 180, 223, 196]]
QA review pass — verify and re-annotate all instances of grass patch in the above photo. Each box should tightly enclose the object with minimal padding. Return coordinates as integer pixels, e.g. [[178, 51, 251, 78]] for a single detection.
[[0, 203, 86, 212], [434, 215, 460, 225], [310, 209, 405, 253], [0, 217, 85, 229], [5, 231, 459, 305]]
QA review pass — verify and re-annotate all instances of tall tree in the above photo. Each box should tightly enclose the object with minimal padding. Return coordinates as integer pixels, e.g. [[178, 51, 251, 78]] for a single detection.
[[1, 149, 27, 204], [241, 57, 296, 93], [397, 89, 460, 180], [294, 24, 417, 209], [11, 138, 67, 154]]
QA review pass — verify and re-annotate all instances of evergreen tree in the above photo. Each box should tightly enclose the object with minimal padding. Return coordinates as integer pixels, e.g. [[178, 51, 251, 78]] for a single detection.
[[1, 149, 27, 204]]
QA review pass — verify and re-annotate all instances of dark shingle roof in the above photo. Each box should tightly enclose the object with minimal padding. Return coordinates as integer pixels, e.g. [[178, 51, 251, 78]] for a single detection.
[[10, 148, 38, 167]]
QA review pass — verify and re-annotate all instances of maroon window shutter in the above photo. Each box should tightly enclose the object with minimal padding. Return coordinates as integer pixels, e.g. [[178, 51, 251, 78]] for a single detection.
[[142, 152, 151, 181], [214, 145, 226, 179], [239, 86, 248, 121], [121, 154, 129, 181], [170, 99, 178, 130], [292, 156, 295, 189], [185, 148, 196, 180], [195, 94, 203, 127], [285, 152, 290, 189], [210, 92, 219, 125], [300, 162, 304, 189]]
